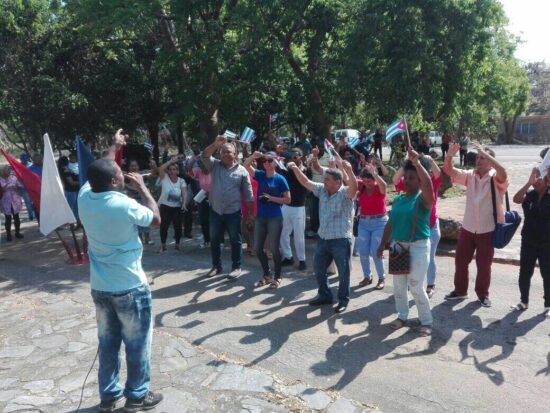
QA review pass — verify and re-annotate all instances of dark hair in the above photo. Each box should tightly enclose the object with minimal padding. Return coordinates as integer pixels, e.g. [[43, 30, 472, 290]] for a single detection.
[[325, 168, 343, 181], [418, 156, 432, 173], [58, 156, 69, 168], [291, 148, 303, 157], [360, 169, 374, 180], [404, 160, 417, 173], [88, 159, 119, 193]]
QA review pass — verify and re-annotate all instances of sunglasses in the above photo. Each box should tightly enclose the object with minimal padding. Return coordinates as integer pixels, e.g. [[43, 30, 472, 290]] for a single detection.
[[263, 158, 274, 163]]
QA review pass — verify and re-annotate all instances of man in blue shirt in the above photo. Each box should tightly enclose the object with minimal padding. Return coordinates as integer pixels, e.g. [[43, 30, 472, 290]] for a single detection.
[[28, 153, 43, 176], [78, 156, 162, 413]]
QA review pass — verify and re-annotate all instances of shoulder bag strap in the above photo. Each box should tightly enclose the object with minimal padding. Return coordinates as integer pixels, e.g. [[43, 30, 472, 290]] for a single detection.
[[408, 195, 421, 242], [490, 176, 497, 225]]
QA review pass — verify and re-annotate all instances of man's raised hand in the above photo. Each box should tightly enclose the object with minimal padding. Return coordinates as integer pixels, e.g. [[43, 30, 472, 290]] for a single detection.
[[114, 128, 127, 149]]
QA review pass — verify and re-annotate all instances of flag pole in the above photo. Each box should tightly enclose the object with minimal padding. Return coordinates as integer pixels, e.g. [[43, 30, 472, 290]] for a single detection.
[[55, 229, 78, 264], [404, 117, 412, 148], [69, 225, 83, 262]]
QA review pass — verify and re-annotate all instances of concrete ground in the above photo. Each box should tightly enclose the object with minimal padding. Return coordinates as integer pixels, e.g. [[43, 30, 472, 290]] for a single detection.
[[0, 144, 548, 412]]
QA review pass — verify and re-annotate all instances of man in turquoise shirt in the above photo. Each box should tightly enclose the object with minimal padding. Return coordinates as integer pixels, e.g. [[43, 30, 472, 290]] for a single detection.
[[78, 158, 162, 413]]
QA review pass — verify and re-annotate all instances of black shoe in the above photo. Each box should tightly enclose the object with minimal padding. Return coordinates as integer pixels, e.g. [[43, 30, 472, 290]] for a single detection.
[[335, 304, 347, 313], [6, 232, 12, 242], [15, 232, 23, 239], [123, 391, 163, 412], [281, 257, 294, 266], [309, 297, 333, 306], [298, 261, 307, 271], [99, 395, 124, 412], [444, 291, 468, 300]]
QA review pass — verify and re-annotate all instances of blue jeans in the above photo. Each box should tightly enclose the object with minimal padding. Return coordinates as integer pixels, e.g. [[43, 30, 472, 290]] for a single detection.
[[427, 218, 441, 287], [313, 238, 352, 305], [20, 188, 35, 220], [91, 285, 152, 401], [254, 216, 283, 279], [358, 216, 388, 281], [210, 209, 242, 271]]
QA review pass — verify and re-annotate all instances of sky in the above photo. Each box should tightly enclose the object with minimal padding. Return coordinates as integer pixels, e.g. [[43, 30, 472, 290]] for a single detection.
[[499, 0, 550, 63]]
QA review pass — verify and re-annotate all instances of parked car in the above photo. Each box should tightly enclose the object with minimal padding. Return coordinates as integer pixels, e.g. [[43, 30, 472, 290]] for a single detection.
[[428, 131, 442, 146], [334, 129, 360, 143]]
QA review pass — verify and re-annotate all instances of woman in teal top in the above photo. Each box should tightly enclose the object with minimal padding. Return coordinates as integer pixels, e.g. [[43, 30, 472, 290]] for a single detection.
[[377, 151, 434, 336]]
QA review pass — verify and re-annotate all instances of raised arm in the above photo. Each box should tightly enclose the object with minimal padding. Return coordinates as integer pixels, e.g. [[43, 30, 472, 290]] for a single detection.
[[426, 154, 441, 179], [124, 172, 161, 227], [410, 152, 434, 209], [203, 135, 227, 158], [366, 163, 387, 194], [158, 156, 178, 180], [341, 160, 357, 199], [472, 142, 507, 183], [244, 151, 263, 177], [104, 128, 126, 161], [443, 143, 461, 178], [392, 166, 405, 187], [287, 161, 314, 192], [513, 168, 538, 204]]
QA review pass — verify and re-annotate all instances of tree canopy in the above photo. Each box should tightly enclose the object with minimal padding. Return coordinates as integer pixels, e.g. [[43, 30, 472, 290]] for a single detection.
[[0, 0, 532, 154]]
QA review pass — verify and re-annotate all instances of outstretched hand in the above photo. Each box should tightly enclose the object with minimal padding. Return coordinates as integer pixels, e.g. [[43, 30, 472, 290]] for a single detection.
[[114, 129, 127, 149], [447, 143, 460, 157], [216, 135, 227, 145]]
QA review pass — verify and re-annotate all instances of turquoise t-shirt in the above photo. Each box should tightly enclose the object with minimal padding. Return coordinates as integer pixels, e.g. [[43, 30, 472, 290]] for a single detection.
[[78, 183, 154, 292], [389, 192, 431, 242]]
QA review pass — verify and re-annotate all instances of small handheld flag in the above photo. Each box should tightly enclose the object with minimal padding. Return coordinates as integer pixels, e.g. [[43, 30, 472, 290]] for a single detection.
[[224, 130, 238, 139], [324, 139, 335, 160], [347, 136, 360, 148], [144, 142, 154, 152], [239, 127, 255, 145], [274, 156, 287, 171], [269, 113, 279, 123], [540, 149, 550, 175], [385, 119, 408, 143]]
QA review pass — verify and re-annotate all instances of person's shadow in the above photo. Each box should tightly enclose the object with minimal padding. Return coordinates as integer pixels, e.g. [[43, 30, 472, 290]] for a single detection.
[[458, 310, 546, 385]]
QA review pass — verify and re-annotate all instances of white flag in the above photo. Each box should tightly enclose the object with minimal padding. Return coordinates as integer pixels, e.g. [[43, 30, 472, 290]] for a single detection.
[[539, 148, 550, 176], [40, 133, 76, 235]]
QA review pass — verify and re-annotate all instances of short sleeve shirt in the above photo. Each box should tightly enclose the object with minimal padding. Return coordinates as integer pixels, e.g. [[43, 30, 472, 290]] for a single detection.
[[78, 183, 154, 292], [157, 175, 186, 207], [357, 183, 386, 216], [311, 183, 354, 240], [254, 170, 289, 218], [521, 189, 550, 246], [452, 168, 508, 234], [396, 174, 442, 228], [390, 192, 431, 242]]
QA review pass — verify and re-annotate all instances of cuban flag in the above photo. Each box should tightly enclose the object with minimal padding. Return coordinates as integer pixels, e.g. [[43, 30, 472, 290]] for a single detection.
[[144, 142, 154, 152], [540, 148, 550, 175], [347, 136, 360, 148], [324, 139, 335, 160], [269, 113, 279, 123], [224, 130, 238, 139], [274, 156, 287, 171], [239, 127, 255, 145], [385, 118, 407, 142]]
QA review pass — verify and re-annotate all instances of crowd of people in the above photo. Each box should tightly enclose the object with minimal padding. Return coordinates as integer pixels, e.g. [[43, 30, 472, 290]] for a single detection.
[[2, 129, 549, 412]]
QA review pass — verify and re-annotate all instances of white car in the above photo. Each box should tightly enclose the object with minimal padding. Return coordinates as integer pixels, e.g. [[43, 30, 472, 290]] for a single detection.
[[428, 131, 442, 146], [334, 129, 360, 143]]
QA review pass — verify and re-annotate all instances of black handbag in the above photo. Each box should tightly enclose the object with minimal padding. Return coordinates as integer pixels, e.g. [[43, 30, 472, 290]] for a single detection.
[[353, 205, 360, 237], [388, 199, 419, 275], [490, 177, 521, 249]]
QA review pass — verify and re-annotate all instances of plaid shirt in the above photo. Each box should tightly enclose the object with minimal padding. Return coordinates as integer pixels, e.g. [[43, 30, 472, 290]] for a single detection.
[[312, 183, 354, 240]]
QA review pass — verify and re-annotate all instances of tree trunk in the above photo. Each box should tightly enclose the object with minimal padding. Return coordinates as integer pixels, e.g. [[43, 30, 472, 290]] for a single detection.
[[176, 122, 184, 154], [502, 116, 518, 144], [147, 122, 160, 164], [310, 89, 331, 141]]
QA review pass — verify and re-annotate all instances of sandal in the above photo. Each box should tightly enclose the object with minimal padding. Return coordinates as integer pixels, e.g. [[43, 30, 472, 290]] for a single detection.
[[157, 246, 167, 254], [358, 278, 373, 287], [510, 302, 528, 312], [419, 325, 432, 337], [389, 318, 406, 330], [426, 286, 435, 299], [375, 280, 385, 290], [254, 277, 273, 288], [269, 279, 281, 289]]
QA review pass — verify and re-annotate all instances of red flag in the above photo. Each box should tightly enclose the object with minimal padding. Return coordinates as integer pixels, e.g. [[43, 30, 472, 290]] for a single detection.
[[0, 148, 42, 213]]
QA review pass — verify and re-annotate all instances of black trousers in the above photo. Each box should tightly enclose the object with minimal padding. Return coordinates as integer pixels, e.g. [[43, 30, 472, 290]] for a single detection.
[[198, 199, 210, 242], [459, 149, 468, 166], [519, 239, 550, 307], [159, 204, 182, 245], [441, 143, 449, 159], [4, 213, 21, 234]]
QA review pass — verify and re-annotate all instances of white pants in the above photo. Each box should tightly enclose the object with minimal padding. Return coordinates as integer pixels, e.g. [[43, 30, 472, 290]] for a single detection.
[[280, 205, 306, 261]]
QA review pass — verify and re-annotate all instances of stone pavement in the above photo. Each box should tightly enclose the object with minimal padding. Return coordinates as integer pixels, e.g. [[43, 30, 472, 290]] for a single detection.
[[0, 231, 373, 413]]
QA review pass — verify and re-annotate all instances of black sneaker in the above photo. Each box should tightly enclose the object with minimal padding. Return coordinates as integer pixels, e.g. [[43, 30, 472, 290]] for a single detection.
[[123, 391, 163, 412], [479, 296, 492, 307], [99, 395, 124, 412], [15, 232, 23, 239], [298, 261, 307, 271], [309, 297, 333, 306], [335, 304, 347, 313], [281, 257, 295, 266], [444, 291, 468, 300]]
